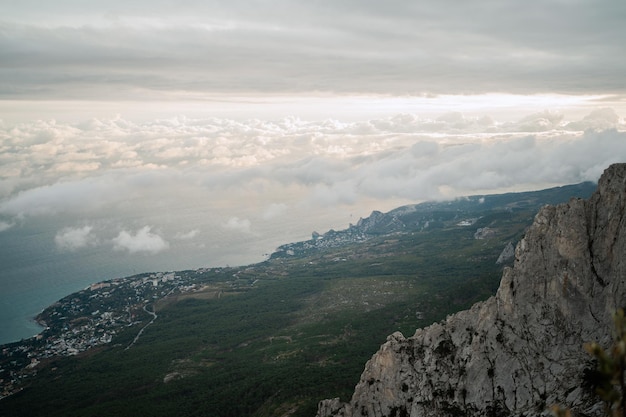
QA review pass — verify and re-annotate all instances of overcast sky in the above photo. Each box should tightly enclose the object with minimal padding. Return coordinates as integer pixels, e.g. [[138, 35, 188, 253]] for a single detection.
[[2, 0, 626, 99], [1, 0, 626, 264]]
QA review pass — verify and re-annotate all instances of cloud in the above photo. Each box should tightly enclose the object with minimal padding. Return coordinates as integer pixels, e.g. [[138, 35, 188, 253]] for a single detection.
[[0, 109, 625, 247], [112, 226, 169, 254], [565, 108, 621, 131], [0, 176, 124, 217], [54, 226, 97, 251], [307, 182, 358, 207], [1, 1, 625, 98], [174, 229, 200, 240], [352, 127, 626, 201], [0, 220, 14, 232], [511, 111, 565, 132], [223, 217, 252, 234], [262, 203, 288, 220]]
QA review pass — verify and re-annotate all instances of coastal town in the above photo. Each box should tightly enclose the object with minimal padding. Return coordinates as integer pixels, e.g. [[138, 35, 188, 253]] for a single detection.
[[0, 265, 257, 399]]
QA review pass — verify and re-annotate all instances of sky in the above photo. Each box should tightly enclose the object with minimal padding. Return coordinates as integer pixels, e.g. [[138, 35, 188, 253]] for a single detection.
[[1, 0, 626, 270]]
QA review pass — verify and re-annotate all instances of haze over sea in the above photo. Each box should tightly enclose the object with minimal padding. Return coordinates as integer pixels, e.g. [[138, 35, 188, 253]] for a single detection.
[[0, 211, 308, 344]]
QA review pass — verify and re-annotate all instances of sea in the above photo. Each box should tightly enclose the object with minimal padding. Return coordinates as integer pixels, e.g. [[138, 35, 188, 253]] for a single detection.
[[0, 205, 369, 346], [0, 217, 303, 345]]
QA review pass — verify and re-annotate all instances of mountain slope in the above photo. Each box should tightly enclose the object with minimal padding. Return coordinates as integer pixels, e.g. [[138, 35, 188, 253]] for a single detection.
[[317, 163, 626, 417], [274, 182, 595, 258]]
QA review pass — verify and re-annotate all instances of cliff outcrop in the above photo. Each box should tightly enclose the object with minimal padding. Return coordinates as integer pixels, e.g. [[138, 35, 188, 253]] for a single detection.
[[317, 163, 626, 417]]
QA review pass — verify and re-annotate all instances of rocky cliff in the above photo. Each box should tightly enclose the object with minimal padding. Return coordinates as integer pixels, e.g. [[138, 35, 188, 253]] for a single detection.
[[317, 163, 626, 417]]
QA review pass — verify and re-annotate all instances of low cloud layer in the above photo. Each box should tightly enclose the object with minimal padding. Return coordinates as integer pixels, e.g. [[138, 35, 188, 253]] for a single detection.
[[0, 109, 625, 260], [1, 110, 625, 206]]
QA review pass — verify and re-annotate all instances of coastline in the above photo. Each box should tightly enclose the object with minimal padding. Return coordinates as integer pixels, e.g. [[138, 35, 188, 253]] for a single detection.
[[0, 314, 46, 346]]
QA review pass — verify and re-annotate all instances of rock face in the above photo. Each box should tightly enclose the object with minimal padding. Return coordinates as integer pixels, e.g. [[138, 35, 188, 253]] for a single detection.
[[496, 241, 515, 265], [317, 163, 626, 417]]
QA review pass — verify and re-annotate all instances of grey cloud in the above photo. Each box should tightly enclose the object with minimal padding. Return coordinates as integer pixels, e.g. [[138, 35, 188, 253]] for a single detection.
[[410, 141, 439, 158], [222, 217, 252, 234], [1, 1, 625, 98], [261, 203, 288, 220], [0, 220, 14, 232], [272, 157, 353, 187], [174, 229, 200, 240], [306, 181, 358, 208], [0, 176, 123, 217]]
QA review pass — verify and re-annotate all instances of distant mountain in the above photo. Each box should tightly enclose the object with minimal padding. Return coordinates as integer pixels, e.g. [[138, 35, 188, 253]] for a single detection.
[[317, 164, 626, 417], [272, 182, 596, 258]]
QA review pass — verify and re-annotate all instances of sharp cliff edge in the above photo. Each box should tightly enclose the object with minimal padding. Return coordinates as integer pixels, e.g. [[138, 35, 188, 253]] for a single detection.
[[317, 163, 626, 417]]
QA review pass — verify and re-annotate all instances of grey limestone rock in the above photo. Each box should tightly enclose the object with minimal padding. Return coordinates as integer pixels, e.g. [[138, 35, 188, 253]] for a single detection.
[[496, 241, 515, 264], [317, 163, 626, 417]]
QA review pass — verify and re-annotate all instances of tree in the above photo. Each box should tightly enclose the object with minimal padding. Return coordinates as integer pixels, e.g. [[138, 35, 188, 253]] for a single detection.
[[584, 309, 626, 417], [552, 309, 626, 417]]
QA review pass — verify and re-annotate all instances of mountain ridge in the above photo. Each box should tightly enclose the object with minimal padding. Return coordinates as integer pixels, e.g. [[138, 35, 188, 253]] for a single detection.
[[273, 182, 596, 259], [316, 163, 626, 417]]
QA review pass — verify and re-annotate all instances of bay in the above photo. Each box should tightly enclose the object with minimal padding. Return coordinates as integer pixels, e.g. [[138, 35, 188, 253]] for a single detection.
[[0, 203, 367, 345], [0, 218, 295, 345]]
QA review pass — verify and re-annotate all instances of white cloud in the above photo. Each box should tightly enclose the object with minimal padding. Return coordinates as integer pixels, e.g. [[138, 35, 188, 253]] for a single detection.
[[0, 109, 625, 250], [223, 217, 252, 234], [0, 107, 624, 285], [352, 127, 626, 201], [510, 111, 565, 132], [112, 226, 169, 254], [54, 226, 97, 251], [565, 108, 621, 131]]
